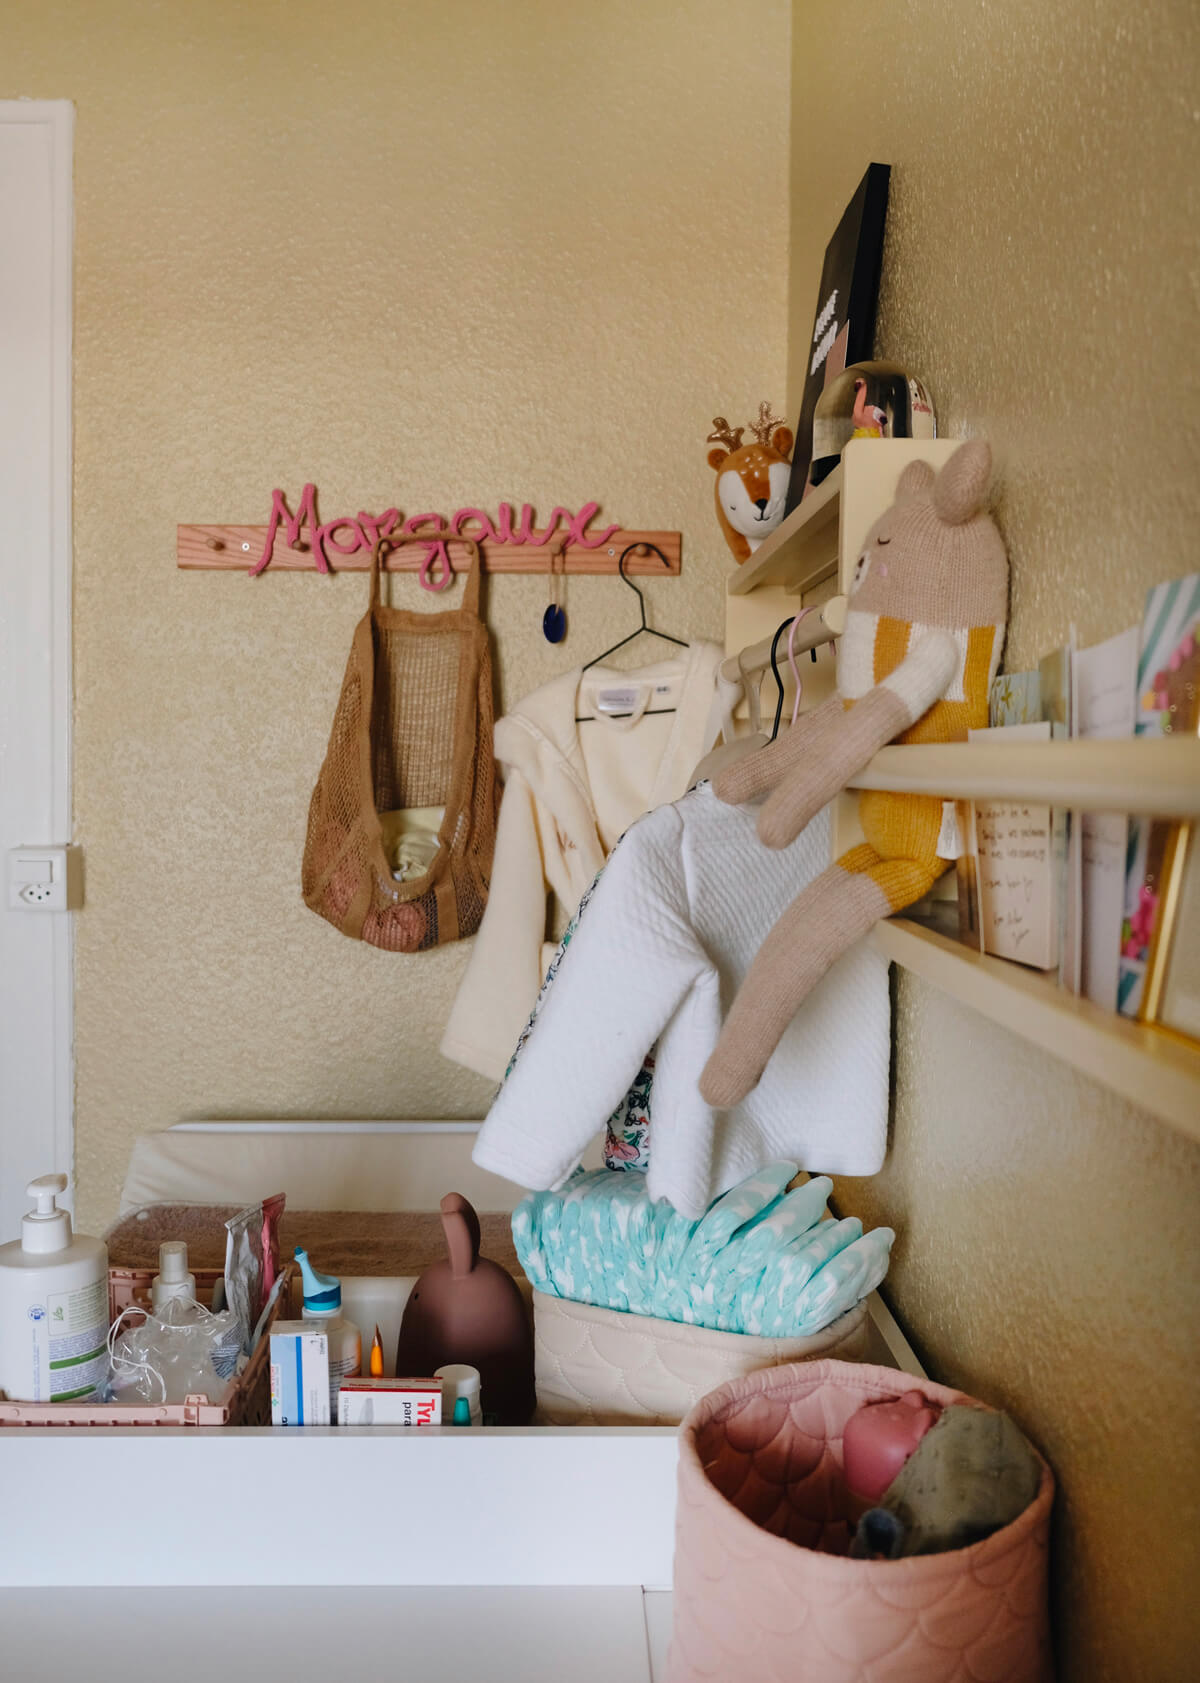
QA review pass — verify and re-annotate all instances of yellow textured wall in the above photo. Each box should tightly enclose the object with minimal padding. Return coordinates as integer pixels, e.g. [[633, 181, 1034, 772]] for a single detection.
[[4, 0, 790, 1229], [787, 3, 1200, 1678]]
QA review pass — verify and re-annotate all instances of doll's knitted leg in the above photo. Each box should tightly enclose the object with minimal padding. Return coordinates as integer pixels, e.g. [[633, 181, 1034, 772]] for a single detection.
[[699, 861, 891, 1109], [839, 842, 945, 913]]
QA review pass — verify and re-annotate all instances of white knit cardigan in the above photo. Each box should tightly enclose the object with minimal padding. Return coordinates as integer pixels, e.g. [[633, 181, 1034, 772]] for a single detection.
[[441, 643, 726, 1081]]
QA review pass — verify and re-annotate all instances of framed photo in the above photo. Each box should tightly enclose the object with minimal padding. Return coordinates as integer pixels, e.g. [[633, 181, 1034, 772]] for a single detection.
[[784, 162, 891, 515], [1142, 823, 1200, 1045]]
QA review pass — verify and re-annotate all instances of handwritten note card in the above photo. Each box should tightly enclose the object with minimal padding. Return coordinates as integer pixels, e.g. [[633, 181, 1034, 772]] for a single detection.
[[968, 721, 1057, 970], [1074, 626, 1139, 1010]]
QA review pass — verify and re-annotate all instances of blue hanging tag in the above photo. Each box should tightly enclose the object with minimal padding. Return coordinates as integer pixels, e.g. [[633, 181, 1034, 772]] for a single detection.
[[542, 603, 567, 644]]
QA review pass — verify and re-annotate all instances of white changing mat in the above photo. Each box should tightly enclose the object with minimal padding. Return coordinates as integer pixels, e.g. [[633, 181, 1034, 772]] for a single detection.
[[119, 1123, 524, 1215]]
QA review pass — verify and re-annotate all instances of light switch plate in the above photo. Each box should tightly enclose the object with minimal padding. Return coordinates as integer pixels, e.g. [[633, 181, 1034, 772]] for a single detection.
[[6, 846, 82, 911]]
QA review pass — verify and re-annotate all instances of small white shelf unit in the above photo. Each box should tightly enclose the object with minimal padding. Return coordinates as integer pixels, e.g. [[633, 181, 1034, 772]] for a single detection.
[[724, 437, 1200, 1145], [726, 435, 963, 599]]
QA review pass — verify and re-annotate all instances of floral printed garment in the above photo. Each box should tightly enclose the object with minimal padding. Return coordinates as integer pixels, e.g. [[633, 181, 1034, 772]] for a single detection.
[[604, 1052, 653, 1172], [504, 866, 604, 1080]]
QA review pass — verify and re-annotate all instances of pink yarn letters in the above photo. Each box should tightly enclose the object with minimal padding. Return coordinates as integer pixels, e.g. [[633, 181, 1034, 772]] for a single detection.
[[253, 484, 325, 576], [251, 486, 622, 589]]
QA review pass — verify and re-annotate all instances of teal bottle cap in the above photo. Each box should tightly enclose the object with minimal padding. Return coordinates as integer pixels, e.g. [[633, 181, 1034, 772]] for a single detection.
[[294, 1245, 342, 1313], [452, 1397, 471, 1425]]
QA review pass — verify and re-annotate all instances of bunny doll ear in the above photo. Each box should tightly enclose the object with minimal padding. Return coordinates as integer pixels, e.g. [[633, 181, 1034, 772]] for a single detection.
[[933, 439, 993, 525], [441, 1191, 481, 1279], [896, 459, 935, 498]]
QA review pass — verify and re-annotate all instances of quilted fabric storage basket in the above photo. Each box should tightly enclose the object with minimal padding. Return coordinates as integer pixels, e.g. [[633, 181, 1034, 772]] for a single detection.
[[668, 1360, 1055, 1683], [533, 1291, 869, 1426]]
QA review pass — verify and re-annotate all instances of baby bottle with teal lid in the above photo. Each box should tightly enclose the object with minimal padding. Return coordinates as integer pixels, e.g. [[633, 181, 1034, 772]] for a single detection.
[[294, 1246, 361, 1419]]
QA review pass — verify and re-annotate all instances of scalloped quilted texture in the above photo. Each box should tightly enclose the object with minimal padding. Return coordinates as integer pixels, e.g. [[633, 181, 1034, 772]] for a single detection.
[[667, 1361, 1054, 1683], [533, 1292, 868, 1426]]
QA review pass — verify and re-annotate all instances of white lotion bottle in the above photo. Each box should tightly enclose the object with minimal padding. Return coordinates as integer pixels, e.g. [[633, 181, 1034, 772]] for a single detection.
[[0, 1174, 109, 1404], [293, 1246, 361, 1419], [151, 1240, 202, 1324]]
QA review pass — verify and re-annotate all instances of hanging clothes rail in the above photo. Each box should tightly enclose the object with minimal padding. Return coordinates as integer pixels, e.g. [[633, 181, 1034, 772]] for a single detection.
[[719, 594, 847, 683]]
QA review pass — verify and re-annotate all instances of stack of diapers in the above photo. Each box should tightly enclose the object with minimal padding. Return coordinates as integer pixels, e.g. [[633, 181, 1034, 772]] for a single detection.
[[513, 1163, 894, 1425]]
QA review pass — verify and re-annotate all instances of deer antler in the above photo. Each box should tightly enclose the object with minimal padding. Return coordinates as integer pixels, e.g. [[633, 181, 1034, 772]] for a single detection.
[[707, 416, 745, 453], [747, 401, 784, 446]]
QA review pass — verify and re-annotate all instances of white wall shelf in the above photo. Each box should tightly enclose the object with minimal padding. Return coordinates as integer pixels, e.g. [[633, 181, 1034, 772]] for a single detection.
[[876, 917, 1200, 1143], [726, 436, 962, 598], [725, 460, 842, 597], [723, 436, 1200, 1145]]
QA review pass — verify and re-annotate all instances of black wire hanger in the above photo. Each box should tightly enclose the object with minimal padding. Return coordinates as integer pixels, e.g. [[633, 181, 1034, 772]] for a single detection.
[[768, 616, 793, 742], [576, 543, 689, 722]]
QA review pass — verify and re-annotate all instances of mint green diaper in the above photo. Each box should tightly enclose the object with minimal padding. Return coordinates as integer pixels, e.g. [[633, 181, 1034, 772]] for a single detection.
[[512, 1165, 893, 1339]]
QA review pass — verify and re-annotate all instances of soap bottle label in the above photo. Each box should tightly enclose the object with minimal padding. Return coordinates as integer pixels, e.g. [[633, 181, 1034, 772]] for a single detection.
[[39, 1275, 108, 1402]]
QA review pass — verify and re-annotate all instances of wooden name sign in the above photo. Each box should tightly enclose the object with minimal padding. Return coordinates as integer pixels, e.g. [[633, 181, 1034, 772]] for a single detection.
[[178, 484, 681, 588]]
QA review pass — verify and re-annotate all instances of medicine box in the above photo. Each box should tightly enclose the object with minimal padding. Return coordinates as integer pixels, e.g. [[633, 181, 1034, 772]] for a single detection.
[[337, 1377, 442, 1426], [270, 1322, 330, 1426]]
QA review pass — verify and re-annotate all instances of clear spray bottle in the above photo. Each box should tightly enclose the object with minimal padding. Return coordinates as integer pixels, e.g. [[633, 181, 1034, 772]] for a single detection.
[[293, 1247, 361, 1420]]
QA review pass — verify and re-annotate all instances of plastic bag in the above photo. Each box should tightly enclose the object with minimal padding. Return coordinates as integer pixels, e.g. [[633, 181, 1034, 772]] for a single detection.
[[107, 1299, 244, 1406], [224, 1192, 285, 1357]]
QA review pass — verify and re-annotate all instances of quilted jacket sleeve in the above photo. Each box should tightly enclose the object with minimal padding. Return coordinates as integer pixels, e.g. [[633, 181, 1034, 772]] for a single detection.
[[471, 804, 711, 1193]]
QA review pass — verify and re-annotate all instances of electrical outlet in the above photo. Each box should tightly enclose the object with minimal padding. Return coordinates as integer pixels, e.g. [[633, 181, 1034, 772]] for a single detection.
[[6, 847, 81, 912]]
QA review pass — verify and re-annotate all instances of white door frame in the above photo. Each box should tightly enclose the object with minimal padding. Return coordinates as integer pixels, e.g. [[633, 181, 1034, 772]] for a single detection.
[[0, 100, 74, 1232]]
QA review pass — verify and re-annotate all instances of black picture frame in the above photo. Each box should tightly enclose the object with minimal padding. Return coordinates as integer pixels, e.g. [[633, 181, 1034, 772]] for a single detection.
[[784, 163, 891, 516]]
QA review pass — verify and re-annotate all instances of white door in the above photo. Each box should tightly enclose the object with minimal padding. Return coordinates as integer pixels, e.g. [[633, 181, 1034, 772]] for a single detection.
[[0, 101, 74, 1235]]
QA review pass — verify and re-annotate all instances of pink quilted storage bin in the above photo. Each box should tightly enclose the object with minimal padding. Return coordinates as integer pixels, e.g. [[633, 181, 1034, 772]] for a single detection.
[[668, 1360, 1055, 1683]]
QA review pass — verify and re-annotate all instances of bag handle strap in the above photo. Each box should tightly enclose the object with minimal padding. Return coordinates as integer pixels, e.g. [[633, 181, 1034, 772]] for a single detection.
[[458, 538, 483, 616], [369, 534, 483, 615]]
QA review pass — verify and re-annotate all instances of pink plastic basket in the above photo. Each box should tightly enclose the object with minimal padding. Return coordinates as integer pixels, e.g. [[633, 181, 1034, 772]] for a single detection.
[[0, 1264, 293, 1428]]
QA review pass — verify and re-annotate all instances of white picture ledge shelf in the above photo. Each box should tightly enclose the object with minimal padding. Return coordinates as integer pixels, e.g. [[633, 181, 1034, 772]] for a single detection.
[[848, 736, 1200, 1137], [876, 918, 1200, 1142], [726, 437, 963, 598], [847, 737, 1200, 819]]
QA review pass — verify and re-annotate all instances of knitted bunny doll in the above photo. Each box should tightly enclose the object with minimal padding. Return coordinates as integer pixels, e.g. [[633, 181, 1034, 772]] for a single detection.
[[700, 440, 1008, 1107]]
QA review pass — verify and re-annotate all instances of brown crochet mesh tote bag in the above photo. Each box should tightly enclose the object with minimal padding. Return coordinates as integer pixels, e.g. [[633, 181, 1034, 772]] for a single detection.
[[301, 536, 497, 952]]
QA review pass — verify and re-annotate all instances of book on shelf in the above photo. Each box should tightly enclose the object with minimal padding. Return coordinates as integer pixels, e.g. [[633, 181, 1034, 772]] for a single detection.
[[1118, 572, 1200, 1020], [1073, 626, 1139, 1011], [964, 720, 1058, 972]]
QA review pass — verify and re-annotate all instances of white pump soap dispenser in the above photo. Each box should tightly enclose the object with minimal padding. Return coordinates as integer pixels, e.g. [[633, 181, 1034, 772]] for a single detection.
[[0, 1173, 109, 1404]]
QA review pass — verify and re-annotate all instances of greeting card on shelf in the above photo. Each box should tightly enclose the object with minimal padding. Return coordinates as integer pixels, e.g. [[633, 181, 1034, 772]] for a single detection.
[[1118, 572, 1200, 1018], [1074, 626, 1139, 1011], [966, 721, 1058, 971], [1039, 638, 1080, 992], [989, 669, 1041, 727]]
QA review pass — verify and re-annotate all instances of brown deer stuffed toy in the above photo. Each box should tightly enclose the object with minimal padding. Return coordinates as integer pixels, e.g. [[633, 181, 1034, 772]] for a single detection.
[[700, 440, 1008, 1106], [708, 402, 794, 564]]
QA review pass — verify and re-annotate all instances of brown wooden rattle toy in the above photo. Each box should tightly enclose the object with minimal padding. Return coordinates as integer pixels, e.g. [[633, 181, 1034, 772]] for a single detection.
[[394, 1191, 535, 1425]]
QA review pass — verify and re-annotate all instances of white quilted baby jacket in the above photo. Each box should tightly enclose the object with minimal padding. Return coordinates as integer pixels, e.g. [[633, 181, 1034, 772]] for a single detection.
[[473, 783, 891, 1217]]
